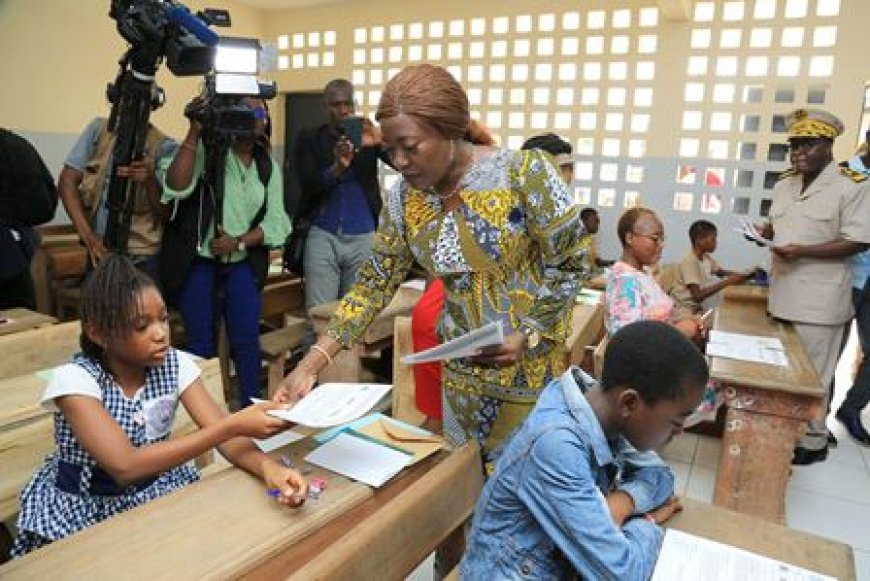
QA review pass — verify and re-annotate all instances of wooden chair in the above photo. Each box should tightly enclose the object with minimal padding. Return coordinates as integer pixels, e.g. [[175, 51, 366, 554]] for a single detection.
[[31, 225, 88, 320]]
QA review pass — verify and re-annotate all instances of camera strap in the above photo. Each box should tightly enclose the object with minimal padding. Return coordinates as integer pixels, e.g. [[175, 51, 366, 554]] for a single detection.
[[248, 145, 272, 230]]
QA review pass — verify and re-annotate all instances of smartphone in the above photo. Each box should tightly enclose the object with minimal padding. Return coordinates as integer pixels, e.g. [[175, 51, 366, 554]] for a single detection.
[[338, 116, 364, 152]]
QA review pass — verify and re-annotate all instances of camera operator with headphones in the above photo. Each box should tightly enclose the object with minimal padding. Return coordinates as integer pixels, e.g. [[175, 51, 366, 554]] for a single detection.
[[158, 93, 290, 408]]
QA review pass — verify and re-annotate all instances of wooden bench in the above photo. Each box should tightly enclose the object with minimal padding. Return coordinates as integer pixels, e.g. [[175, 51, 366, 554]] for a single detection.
[[0, 320, 81, 378], [0, 358, 226, 526], [260, 316, 308, 397], [0, 441, 483, 579], [309, 283, 423, 384], [30, 225, 88, 320]]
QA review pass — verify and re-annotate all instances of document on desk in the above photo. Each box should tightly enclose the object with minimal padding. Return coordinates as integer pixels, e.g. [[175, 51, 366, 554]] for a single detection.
[[652, 529, 834, 581], [705, 330, 788, 367], [401, 320, 504, 364], [266, 383, 392, 428], [304, 431, 413, 488]]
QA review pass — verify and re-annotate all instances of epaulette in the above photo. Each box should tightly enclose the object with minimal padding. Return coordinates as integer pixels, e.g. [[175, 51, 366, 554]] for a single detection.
[[777, 168, 797, 181], [839, 166, 868, 182]]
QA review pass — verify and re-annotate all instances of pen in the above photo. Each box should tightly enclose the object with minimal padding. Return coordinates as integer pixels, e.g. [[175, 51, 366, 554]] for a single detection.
[[266, 488, 282, 498]]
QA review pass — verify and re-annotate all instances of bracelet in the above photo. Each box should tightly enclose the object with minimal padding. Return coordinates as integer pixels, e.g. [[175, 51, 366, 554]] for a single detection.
[[180, 141, 197, 152], [300, 360, 318, 379], [311, 344, 333, 366]]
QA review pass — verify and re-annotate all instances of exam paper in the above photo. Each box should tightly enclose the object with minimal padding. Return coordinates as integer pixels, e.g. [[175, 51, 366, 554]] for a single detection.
[[401, 320, 505, 364], [304, 431, 412, 488], [266, 383, 392, 428], [734, 216, 775, 248], [706, 330, 788, 367], [652, 529, 835, 581], [253, 429, 306, 452]]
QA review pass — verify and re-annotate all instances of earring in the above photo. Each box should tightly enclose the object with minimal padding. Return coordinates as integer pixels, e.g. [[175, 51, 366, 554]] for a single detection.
[[448, 139, 456, 166]]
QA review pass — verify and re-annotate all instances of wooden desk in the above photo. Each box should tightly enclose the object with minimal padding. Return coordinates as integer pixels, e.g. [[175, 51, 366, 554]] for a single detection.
[[709, 298, 824, 523], [668, 498, 855, 580], [722, 284, 769, 302], [0, 308, 57, 336], [0, 442, 482, 580], [310, 284, 423, 383]]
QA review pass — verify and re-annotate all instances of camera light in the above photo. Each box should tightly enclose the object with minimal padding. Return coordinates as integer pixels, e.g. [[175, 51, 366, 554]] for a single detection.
[[215, 37, 260, 74], [215, 73, 261, 95]]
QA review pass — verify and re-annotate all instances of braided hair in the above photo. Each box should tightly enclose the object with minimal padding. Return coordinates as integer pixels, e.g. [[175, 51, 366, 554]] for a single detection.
[[376, 64, 495, 146], [79, 254, 159, 362]]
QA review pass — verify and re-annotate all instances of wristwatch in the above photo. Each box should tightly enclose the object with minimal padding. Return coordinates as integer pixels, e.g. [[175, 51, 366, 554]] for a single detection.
[[236, 237, 246, 252], [519, 324, 542, 350]]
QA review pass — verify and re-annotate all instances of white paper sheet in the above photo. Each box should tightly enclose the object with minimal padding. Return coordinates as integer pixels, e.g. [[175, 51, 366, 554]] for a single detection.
[[706, 330, 788, 367], [734, 216, 775, 248], [652, 529, 835, 581], [401, 320, 505, 364], [253, 429, 306, 452], [304, 432, 412, 487], [266, 383, 392, 428]]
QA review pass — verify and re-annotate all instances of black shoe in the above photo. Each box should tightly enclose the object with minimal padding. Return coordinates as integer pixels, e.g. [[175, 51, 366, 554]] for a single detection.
[[835, 408, 870, 446], [827, 430, 838, 448], [791, 446, 828, 466]]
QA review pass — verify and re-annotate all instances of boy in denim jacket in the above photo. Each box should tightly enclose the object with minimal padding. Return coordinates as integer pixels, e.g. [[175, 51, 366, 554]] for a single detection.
[[461, 321, 707, 580]]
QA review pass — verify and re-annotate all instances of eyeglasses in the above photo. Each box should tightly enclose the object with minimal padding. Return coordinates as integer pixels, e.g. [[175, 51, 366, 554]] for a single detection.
[[632, 232, 665, 245]]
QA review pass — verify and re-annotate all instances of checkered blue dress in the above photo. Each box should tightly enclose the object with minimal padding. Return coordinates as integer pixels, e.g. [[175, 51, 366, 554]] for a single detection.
[[11, 349, 199, 558]]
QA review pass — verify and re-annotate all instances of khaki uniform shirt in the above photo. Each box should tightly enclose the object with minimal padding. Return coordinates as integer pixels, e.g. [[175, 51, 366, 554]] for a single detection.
[[768, 161, 870, 325], [671, 251, 721, 319]]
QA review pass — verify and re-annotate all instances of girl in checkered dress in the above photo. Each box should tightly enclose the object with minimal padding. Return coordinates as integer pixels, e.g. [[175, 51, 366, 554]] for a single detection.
[[11, 256, 307, 558]]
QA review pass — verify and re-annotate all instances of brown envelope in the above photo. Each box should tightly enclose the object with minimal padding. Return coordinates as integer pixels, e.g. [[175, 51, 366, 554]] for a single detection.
[[357, 419, 446, 465]]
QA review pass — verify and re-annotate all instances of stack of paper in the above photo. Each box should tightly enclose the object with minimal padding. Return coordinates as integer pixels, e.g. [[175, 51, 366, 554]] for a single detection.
[[706, 330, 787, 367], [652, 529, 834, 581], [734, 217, 774, 247], [304, 432, 413, 488], [575, 288, 603, 305], [401, 321, 505, 364]]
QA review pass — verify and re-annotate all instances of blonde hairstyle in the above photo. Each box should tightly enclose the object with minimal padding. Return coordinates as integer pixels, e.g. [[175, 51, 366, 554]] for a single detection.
[[617, 206, 658, 246], [377, 64, 495, 146]]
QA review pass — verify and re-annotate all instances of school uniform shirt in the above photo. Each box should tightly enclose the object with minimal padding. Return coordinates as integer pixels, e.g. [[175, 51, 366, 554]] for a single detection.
[[767, 161, 870, 325], [11, 349, 200, 558], [671, 251, 722, 319], [461, 368, 670, 580]]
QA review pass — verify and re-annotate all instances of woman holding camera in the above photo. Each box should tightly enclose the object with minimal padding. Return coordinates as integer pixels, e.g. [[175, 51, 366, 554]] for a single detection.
[[158, 96, 290, 407]]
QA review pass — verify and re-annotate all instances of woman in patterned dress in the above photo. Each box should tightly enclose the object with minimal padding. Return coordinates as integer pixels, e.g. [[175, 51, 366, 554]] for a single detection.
[[276, 65, 589, 469], [11, 256, 306, 558]]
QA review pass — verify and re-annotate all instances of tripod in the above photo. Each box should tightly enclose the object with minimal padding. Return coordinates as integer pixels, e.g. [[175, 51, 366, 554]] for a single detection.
[[102, 45, 163, 254]]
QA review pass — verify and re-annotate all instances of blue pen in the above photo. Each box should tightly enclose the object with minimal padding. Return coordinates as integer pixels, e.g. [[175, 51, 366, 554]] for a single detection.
[[266, 488, 282, 498]]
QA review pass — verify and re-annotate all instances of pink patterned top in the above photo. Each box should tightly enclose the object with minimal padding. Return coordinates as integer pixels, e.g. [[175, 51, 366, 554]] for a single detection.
[[605, 261, 675, 336]]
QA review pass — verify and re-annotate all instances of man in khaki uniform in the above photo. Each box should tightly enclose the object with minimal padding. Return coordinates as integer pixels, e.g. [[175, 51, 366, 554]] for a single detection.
[[763, 108, 870, 465]]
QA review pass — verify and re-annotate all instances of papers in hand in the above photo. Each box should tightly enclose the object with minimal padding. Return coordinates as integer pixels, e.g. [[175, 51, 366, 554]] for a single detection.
[[266, 383, 392, 428], [304, 432, 413, 488], [706, 330, 788, 367], [734, 216, 774, 247], [652, 529, 834, 581], [401, 320, 505, 364]]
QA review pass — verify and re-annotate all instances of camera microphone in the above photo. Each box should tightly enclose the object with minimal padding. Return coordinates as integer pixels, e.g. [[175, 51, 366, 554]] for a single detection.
[[165, 5, 219, 46]]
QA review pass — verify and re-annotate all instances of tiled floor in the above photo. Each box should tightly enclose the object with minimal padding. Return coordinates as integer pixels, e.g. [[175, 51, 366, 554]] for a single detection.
[[659, 323, 870, 581]]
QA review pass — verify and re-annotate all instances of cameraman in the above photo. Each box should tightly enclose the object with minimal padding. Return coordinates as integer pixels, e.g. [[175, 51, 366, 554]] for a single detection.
[[58, 113, 176, 278], [159, 95, 290, 407]]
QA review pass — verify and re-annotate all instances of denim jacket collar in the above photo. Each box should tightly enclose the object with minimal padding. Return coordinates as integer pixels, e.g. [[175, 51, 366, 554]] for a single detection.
[[562, 367, 617, 470]]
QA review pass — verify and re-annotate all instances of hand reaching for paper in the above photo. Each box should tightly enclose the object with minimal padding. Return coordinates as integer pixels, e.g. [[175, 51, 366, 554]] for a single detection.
[[469, 332, 528, 368]]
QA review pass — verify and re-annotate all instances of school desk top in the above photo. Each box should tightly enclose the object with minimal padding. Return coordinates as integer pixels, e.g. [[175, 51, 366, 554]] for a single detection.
[[709, 297, 823, 397], [0, 441, 481, 580], [0, 308, 57, 336], [669, 498, 855, 581], [721, 283, 769, 302]]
